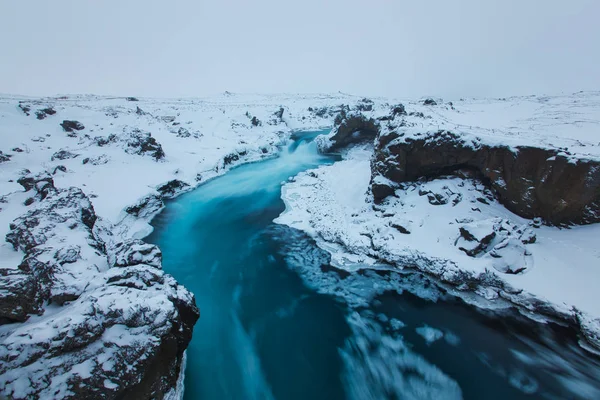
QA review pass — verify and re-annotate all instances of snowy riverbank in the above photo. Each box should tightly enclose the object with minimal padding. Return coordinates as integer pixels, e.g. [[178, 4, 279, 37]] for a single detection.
[[277, 92, 600, 352]]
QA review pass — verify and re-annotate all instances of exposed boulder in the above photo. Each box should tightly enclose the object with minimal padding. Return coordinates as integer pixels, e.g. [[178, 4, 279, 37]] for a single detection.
[[176, 127, 190, 138], [372, 129, 600, 224], [51, 150, 79, 161], [124, 129, 165, 161], [391, 104, 407, 117], [94, 134, 118, 147], [423, 98, 438, 106], [60, 120, 85, 133], [52, 165, 67, 175], [126, 97, 139, 101], [18, 103, 31, 116], [35, 107, 56, 120], [0, 151, 11, 163], [16, 172, 56, 202]]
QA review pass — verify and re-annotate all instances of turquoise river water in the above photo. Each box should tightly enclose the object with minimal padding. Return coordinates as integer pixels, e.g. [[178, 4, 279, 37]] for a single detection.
[[147, 131, 600, 399]]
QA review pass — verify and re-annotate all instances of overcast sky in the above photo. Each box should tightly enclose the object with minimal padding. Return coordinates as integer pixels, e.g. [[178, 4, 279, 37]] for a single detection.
[[1, 0, 599, 99]]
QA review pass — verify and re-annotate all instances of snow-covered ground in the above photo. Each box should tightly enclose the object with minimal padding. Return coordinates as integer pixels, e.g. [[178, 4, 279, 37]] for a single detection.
[[0, 92, 367, 398], [1, 90, 600, 396], [386, 91, 600, 161], [276, 91, 600, 351]]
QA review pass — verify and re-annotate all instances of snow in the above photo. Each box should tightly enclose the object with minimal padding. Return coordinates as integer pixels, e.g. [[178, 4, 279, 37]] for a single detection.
[[2, 90, 600, 395], [276, 91, 600, 348]]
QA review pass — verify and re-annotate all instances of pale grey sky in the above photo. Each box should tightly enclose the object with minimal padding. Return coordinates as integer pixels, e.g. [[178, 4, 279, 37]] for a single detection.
[[1, 0, 599, 99]]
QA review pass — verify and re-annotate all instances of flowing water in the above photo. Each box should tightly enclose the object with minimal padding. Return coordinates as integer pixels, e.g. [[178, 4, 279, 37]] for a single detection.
[[147, 132, 600, 399]]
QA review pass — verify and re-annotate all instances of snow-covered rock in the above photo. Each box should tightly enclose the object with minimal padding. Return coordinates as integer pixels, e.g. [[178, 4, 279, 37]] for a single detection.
[[277, 92, 600, 351], [0, 92, 372, 398], [0, 177, 199, 399]]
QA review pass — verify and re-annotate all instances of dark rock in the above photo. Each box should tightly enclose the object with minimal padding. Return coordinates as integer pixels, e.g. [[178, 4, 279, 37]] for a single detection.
[[126, 97, 139, 101], [156, 180, 190, 199], [391, 223, 411, 234], [0, 151, 11, 163], [125, 194, 164, 218], [12, 148, 23, 153], [124, 129, 165, 161], [17, 172, 56, 201], [356, 98, 374, 112], [372, 129, 600, 224], [251, 116, 261, 127], [35, 107, 56, 120], [0, 267, 40, 322], [176, 127, 190, 138], [51, 150, 79, 161], [325, 113, 380, 152], [136, 106, 146, 116], [60, 120, 85, 133], [274, 107, 285, 121], [423, 98, 438, 106], [391, 104, 407, 117], [94, 134, 117, 146], [457, 222, 496, 256], [52, 165, 67, 175], [18, 103, 30, 116], [0, 182, 199, 398]]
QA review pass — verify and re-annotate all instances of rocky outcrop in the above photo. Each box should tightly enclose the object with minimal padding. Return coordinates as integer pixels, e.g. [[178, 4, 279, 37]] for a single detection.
[[51, 150, 79, 161], [157, 180, 191, 199], [455, 218, 535, 274], [60, 120, 85, 133], [0, 151, 11, 163], [0, 174, 199, 399], [124, 129, 165, 161], [371, 129, 600, 225], [35, 107, 56, 120], [318, 113, 380, 153]]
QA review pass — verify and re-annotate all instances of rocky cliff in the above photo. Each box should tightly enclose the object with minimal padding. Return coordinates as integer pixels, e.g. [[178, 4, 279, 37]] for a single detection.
[[0, 173, 199, 399], [322, 111, 600, 225]]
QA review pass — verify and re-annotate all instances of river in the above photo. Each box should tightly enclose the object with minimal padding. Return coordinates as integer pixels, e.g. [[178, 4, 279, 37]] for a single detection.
[[147, 131, 600, 399]]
